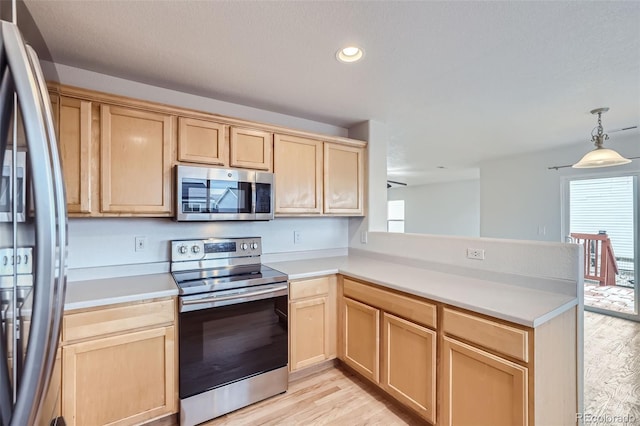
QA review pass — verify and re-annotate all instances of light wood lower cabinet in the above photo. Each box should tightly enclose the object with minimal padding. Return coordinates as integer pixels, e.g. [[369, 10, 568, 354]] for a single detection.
[[342, 297, 380, 383], [382, 313, 436, 424], [61, 299, 177, 426], [441, 336, 528, 426], [36, 349, 62, 426], [289, 276, 336, 371], [338, 276, 577, 426]]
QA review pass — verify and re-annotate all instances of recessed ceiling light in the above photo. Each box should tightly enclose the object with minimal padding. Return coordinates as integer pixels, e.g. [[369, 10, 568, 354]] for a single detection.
[[437, 166, 446, 169], [336, 46, 364, 63]]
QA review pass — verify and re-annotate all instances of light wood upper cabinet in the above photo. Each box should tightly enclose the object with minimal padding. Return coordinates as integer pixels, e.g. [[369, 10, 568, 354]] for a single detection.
[[58, 96, 92, 214], [230, 127, 272, 171], [442, 336, 528, 426], [381, 313, 436, 424], [342, 297, 380, 383], [48, 83, 367, 217], [178, 117, 227, 166], [289, 276, 336, 372], [100, 105, 173, 215], [273, 134, 323, 214], [324, 143, 364, 215]]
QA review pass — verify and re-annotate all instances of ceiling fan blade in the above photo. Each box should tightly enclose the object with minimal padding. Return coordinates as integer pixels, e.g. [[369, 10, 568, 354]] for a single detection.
[[609, 125, 638, 134]]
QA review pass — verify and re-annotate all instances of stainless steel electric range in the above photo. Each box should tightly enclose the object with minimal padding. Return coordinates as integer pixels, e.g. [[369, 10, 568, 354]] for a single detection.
[[171, 237, 288, 426]]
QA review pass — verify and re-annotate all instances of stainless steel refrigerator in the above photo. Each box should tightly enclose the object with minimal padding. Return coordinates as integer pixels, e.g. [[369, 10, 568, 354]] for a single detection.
[[0, 9, 67, 426]]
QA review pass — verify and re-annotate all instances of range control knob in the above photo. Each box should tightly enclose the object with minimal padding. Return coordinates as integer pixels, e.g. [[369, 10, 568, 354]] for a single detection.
[[240, 243, 248, 250], [192, 245, 201, 254], [178, 245, 188, 254], [251, 242, 258, 250]]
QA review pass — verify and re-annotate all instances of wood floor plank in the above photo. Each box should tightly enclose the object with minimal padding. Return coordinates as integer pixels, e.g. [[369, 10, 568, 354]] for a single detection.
[[583, 311, 640, 422], [204, 366, 419, 425]]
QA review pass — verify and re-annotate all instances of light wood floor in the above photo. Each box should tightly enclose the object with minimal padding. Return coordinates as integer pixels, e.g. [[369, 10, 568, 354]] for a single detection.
[[204, 366, 421, 425], [584, 311, 640, 421]]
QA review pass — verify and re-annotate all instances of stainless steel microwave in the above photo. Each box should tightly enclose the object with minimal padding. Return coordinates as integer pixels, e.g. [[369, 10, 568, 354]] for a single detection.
[[175, 165, 274, 221]]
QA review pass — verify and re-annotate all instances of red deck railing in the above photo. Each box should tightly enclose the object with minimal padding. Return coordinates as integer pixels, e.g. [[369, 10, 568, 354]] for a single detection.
[[571, 232, 619, 286]]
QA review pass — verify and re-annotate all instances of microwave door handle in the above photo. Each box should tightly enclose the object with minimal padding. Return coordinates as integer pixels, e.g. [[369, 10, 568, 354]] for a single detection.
[[2, 20, 58, 426], [251, 181, 256, 216], [26, 43, 68, 418]]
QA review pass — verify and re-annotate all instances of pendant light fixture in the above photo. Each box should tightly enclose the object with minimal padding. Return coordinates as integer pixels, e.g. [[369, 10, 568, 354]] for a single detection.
[[572, 107, 631, 168]]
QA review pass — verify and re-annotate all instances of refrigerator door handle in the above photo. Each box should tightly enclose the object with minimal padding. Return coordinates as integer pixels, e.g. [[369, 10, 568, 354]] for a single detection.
[[1, 20, 58, 426], [0, 66, 15, 169], [25, 43, 67, 422], [0, 37, 15, 426]]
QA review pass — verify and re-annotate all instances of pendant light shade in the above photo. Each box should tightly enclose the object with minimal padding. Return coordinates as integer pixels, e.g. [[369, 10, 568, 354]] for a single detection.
[[572, 107, 631, 169], [572, 147, 631, 168]]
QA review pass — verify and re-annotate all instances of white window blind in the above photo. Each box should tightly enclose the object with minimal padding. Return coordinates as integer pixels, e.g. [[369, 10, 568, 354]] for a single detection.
[[387, 200, 405, 233]]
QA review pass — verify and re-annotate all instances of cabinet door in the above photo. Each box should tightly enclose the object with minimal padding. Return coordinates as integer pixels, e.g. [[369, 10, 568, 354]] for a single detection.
[[382, 313, 436, 424], [290, 296, 330, 371], [58, 97, 92, 213], [101, 105, 173, 214], [442, 336, 528, 426], [230, 127, 272, 171], [177, 117, 227, 166], [342, 297, 379, 383], [273, 134, 323, 214], [62, 326, 176, 426], [324, 143, 364, 215], [36, 349, 62, 426]]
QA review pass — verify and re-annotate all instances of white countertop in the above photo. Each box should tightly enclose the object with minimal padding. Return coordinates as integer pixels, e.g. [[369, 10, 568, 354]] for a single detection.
[[64, 273, 178, 311], [266, 255, 578, 327], [63, 253, 577, 327]]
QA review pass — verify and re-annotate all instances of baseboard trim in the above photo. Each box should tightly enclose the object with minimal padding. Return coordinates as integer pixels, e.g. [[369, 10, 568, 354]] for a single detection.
[[289, 358, 338, 382], [144, 413, 178, 426]]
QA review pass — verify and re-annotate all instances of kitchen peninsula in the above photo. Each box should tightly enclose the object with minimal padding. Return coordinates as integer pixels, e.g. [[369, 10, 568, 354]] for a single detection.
[[58, 231, 580, 426]]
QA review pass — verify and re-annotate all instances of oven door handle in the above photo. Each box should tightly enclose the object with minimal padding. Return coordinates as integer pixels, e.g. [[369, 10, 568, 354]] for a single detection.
[[180, 284, 288, 312]]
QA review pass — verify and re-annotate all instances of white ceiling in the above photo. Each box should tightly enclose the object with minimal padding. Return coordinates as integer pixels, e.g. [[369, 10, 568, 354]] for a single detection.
[[20, 0, 640, 185]]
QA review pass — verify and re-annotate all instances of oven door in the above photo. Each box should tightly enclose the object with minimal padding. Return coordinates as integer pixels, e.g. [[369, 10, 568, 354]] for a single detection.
[[178, 283, 288, 401], [176, 165, 255, 221]]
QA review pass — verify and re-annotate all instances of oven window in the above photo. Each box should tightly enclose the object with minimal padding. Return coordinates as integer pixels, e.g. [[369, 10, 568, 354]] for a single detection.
[[178, 295, 288, 399]]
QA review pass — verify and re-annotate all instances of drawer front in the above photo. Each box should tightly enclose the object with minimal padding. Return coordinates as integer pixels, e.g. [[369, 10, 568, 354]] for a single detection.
[[343, 278, 436, 329], [290, 276, 330, 300], [442, 307, 529, 362], [63, 298, 175, 343]]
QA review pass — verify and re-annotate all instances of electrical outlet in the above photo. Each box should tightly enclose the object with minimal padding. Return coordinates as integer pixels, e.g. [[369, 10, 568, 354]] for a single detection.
[[135, 236, 147, 252], [360, 231, 368, 244], [466, 248, 485, 260], [293, 231, 301, 244]]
